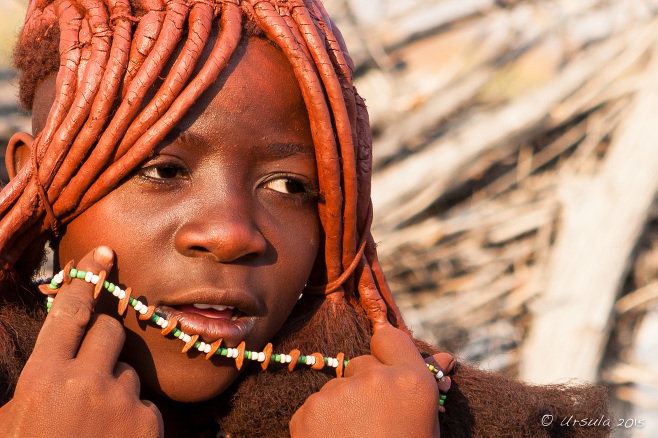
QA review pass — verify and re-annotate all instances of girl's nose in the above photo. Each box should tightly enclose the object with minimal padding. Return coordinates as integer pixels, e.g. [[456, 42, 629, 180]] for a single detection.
[[173, 197, 268, 263]]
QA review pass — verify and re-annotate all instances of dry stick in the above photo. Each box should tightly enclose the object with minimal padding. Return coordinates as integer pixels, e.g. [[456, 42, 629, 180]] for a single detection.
[[123, 0, 165, 96], [68, 3, 243, 219], [48, 0, 133, 203], [115, 1, 215, 159], [520, 41, 658, 384], [54, 0, 191, 217], [250, 0, 344, 281], [290, 5, 359, 277]]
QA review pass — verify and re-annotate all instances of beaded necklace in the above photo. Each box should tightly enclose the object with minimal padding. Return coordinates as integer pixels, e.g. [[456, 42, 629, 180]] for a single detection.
[[42, 263, 447, 407]]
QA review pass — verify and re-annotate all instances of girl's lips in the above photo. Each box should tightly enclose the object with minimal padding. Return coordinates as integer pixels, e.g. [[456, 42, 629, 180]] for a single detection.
[[175, 304, 234, 319], [158, 305, 256, 345]]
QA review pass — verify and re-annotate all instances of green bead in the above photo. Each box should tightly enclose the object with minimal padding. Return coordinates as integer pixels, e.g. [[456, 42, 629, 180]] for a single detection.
[[172, 328, 182, 338], [76, 270, 86, 279], [300, 356, 306, 364], [151, 314, 160, 323], [107, 283, 115, 292], [246, 351, 252, 360], [70, 268, 77, 277], [103, 280, 110, 289], [46, 302, 52, 309], [275, 354, 280, 362], [440, 395, 447, 400], [270, 354, 276, 362], [220, 348, 228, 356], [344, 360, 349, 368], [439, 399, 445, 406], [193, 341, 201, 349], [324, 357, 328, 364], [130, 298, 137, 307], [49, 283, 58, 290]]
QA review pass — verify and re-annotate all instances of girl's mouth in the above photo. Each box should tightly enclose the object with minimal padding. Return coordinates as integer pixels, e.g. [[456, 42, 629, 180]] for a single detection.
[[176, 303, 240, 320], [159, 304, 254, 345]]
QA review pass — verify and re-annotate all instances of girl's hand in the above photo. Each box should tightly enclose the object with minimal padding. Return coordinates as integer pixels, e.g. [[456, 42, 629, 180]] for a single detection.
[[0, 246, 163, 438], [289, 325, 441, 438]]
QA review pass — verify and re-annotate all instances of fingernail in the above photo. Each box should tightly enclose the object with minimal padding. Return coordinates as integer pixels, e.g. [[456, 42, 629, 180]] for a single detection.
[[94, 246, 114, 265]]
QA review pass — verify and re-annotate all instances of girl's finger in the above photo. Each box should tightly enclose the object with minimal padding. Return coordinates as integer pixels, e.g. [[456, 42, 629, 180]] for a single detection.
[[342, 354, 381, 378], [29, 246, 115, 362], [369, 325, 427, 369], [114, 361, 141, 397], [76, 313, 126, 374]]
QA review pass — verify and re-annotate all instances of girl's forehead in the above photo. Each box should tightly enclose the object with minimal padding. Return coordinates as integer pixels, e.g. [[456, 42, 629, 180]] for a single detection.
[[169, 36, 313, 155]]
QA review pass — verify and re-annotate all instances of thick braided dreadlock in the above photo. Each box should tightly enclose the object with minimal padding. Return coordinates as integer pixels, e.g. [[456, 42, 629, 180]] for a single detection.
[[1, 0, 406, 335]]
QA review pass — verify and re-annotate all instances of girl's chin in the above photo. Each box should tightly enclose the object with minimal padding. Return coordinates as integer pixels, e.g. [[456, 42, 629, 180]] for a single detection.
[[145, 363, 242, 403]]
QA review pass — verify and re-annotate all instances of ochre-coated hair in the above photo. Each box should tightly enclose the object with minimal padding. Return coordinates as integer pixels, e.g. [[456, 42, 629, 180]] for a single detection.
[[0, 0, 406, 335]]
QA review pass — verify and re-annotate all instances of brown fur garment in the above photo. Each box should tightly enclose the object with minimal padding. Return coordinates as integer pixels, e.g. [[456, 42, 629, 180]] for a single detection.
[[0, 288, 611, 437]]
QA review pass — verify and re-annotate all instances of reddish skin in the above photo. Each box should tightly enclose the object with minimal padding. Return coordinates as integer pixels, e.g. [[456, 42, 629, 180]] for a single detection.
[[1, 37, 441, 437], [0, 247, 164, 437], [290, 325, 441, 438]]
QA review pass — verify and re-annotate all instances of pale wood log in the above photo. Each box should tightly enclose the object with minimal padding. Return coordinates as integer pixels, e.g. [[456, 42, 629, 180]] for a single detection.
[[370, 24, 646, 235], [519, 41, 658, 384]]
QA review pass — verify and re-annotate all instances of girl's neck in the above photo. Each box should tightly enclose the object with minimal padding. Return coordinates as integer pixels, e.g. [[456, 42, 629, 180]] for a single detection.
[[140, 386, 225, 438]]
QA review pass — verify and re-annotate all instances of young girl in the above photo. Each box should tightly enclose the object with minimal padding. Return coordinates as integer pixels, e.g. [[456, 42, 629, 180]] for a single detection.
[[0, 0, 610, 436]]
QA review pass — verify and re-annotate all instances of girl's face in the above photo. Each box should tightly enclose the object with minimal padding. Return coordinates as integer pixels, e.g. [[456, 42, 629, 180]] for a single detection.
[[56, 37, 321, 402]]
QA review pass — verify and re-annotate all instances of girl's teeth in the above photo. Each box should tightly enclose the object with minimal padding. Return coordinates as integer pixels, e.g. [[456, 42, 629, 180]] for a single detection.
[[192, 303, 234, 312]]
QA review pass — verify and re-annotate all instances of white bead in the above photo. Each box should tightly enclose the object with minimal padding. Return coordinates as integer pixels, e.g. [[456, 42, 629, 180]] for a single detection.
[[437, 371, 444, 379], [305, 356, 312, 365], [53, 273, 63, 283], [47, 296, 55, 302], [286, 355, 292, 363], [203, 344, 211, 354], [84, 271, 93, 282], [178, 331, 186, 340], [197, 342, 206, 352], [118, 289, 126, 300], [134, 301, 143, 312], [333, 358, 338, 367], [226, 348, 233, 357], [183, 334, 191, 343], [91, 275, 99, 285], [139, 305, 148, 315], [112, 287, 120, 297], [257, 352, 265, 362], [160, 320, 168, 329]]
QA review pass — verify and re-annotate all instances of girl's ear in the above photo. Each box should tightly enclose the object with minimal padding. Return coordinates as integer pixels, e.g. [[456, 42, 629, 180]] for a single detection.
[[5, 132, 35, 180]]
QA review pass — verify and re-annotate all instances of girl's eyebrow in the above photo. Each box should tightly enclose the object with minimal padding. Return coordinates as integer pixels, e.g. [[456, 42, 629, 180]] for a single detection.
[[265, 142, 315, 159]]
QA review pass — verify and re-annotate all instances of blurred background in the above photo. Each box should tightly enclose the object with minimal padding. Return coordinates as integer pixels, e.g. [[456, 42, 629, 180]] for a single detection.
[[3, 0, 658, 435]]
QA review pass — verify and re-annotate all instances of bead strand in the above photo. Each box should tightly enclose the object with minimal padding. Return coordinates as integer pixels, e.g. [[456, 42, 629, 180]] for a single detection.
[[43, 267, 448, 400], [44, 268, 351, 377]]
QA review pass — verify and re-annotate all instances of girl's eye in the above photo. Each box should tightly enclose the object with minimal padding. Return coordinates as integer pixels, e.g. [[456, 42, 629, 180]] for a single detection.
[[264, 178, 307, 195], [140, 164, 187, 180]]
